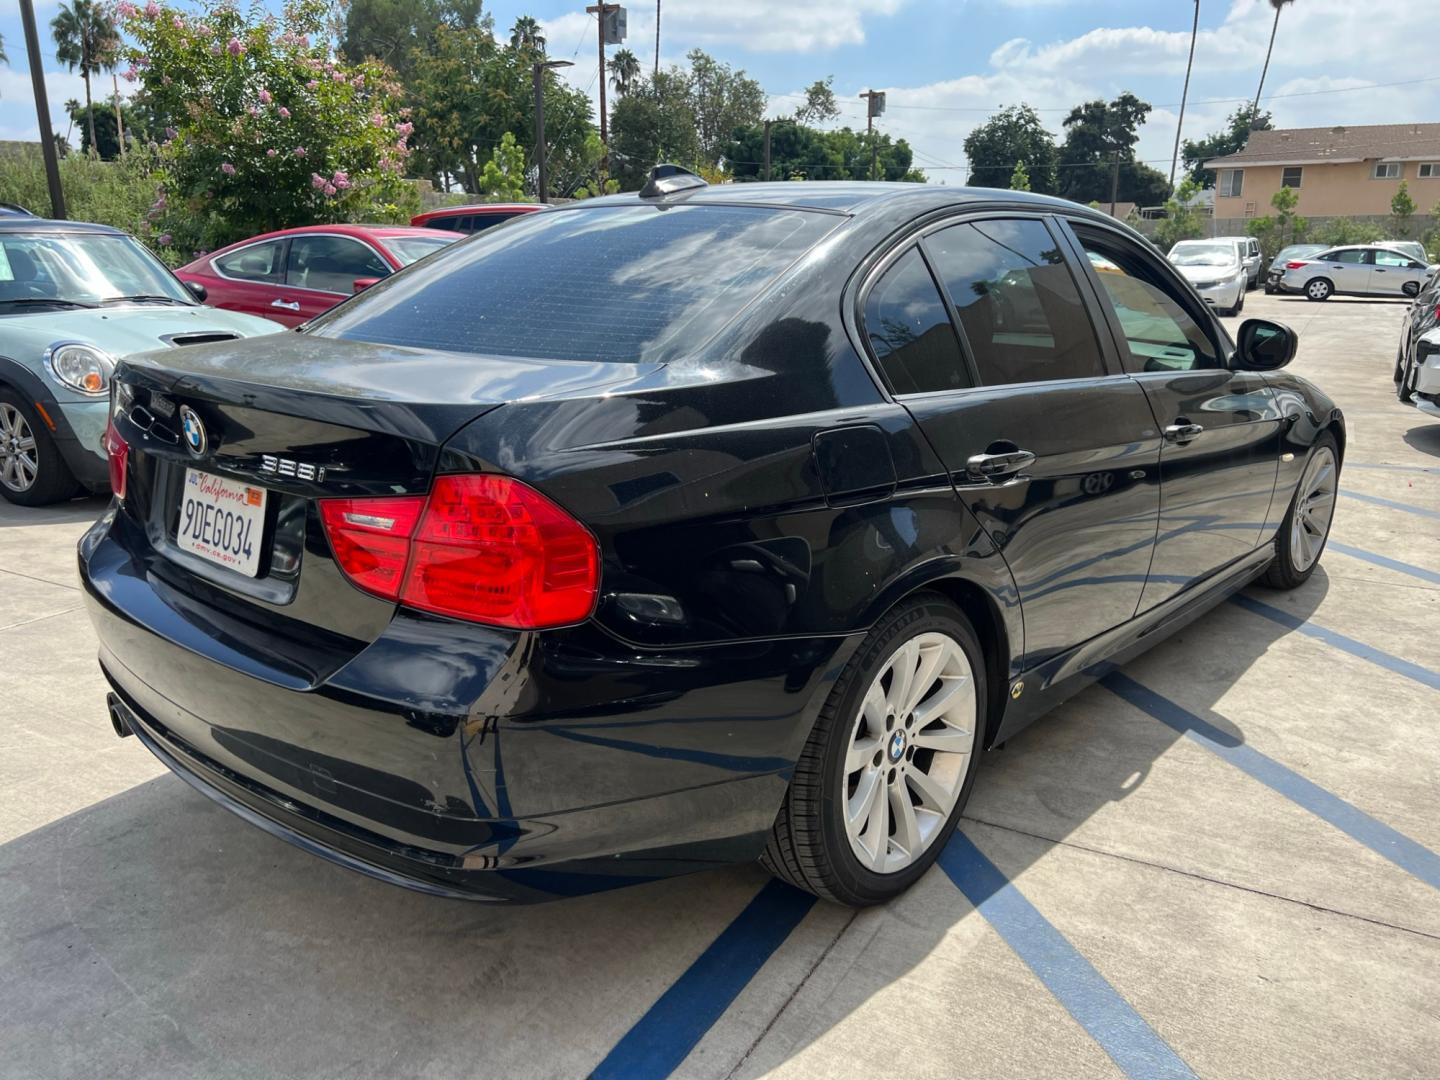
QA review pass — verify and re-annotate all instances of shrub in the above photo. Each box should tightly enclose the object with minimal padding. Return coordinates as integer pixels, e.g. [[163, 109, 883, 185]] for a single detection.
[[0, 144, 161, 238], [1312, 218, 1385, 247]]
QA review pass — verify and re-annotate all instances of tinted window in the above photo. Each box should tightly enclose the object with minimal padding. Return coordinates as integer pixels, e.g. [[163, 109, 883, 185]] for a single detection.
[[287, 236, 389, 293], [1326, 249, 1367, 264], [469, 213, 521, 233], [927, 219, 1103, 386], [1078, 233, 1220, 373], [313, 205, 837, 363], [216, 240, 285, 282], [864, 247, 967, 395]]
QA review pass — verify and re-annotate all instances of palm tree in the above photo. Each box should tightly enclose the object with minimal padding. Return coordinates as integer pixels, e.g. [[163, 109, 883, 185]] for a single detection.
[[51, 0, 120, 158], [1251, 0, 1295, 128], [63, 98, 82, 145], [609, 49, 641, 96], [509, 16, 545, 54], [1169, 0, 1200, 190], [1, 32, 8, 66]]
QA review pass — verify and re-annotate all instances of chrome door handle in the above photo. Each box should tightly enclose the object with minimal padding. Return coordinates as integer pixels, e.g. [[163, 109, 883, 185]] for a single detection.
[[271, 299, 301, 311], [1163, 422, 1204, 442], [965, 448, 1036, 482]]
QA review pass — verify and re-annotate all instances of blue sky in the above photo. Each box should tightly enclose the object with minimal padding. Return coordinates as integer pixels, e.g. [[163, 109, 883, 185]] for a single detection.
[[3, 0, 1436, 185]]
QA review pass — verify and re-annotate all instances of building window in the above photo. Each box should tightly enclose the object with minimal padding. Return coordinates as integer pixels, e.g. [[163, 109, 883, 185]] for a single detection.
[[1281, 166, 1303, 188], [1373, 162, 1401, 179], [1219, 169, 1244, 197], [1419, 163, 1440, 179]]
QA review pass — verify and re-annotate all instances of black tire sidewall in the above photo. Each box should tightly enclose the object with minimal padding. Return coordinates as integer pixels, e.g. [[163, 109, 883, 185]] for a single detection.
[[814, 596, 986, 905], [0, 389, 78, 507], [1264, 433, 1339, 589]]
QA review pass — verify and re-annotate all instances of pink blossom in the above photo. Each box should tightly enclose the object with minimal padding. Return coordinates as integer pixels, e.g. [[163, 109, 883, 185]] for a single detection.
[[351, 74, 364, 88], [259, 89, 272, 105], [332, 170, 350, 190], [143, 1, 158, 17], [331, 71, 345, 82], [278, 107, 290, 119], [157, 233, 172, 246], [164, 127, 177, 140], [396, 121, 413, 137], [266, 148, 278, 158], [227, 37, 244, 57], [116, 2, 138, 17], [311, 173, 326, 189], [172, 16, 184, 30], [221, 162, 236, 176], [196, 23, 212, 37], [299, 35, 310, 47], [247, 106, 260, 117], [323, 183, 337, 196], [293, 147, 307, 157], [370, 113, 385, 128], [210, 43, 221, 55], [122, 66, 138, 82], [306, 80, 318, 90]]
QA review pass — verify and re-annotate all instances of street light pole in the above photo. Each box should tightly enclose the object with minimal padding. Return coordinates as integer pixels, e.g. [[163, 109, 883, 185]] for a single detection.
[[19, 0, 66, 218], [533, 59, 574, 202]]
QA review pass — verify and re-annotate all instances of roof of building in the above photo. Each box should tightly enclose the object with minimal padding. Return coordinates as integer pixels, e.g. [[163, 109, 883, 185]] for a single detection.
[[1204, 123, 1440, 168]]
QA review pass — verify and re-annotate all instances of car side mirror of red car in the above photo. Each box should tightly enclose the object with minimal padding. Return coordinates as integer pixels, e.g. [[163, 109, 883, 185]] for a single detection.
[[353, 277, 381, 294], [1233, 318, 1297, 372]]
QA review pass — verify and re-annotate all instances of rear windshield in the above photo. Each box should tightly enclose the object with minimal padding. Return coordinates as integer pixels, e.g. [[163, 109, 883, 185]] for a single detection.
[[309, 204, 839, 363]]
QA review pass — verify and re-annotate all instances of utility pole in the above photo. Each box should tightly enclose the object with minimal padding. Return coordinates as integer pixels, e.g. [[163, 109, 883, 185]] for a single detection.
[[1109, 150, 1121, 217], [654, 0, 660, 76], [860, 90, 885, 181], [533, 59, 574, 201], [763, 119, 773, 181], [585, 3, 624, 177], [112, 73, 126, 158], [19, 0, 66, 218], [1169, 0, 1199, 190]]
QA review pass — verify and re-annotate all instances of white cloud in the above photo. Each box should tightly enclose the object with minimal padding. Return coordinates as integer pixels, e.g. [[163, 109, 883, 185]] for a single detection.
[[0, 68, 90, 144]]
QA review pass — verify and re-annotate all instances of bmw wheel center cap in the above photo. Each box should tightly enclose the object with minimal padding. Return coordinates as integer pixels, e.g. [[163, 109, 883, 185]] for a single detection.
[[889, 729, 906, 762]]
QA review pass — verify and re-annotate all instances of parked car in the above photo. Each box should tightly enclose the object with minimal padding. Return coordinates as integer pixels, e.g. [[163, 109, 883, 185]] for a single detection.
[[1280, 244, 1432, 301], [83, 171, 1344, 907], [1381, 240, 1430, 265], [1398, 328, 1440, 419], [176, 224, 458, 327], [1166, 239, 1249, 315], [1396, 272, 1440, 404], [1264, 243, 1327, 294], [0, 215, 281, 506], [1212, 235, 1263, 288], [410, 203, 542, 234]]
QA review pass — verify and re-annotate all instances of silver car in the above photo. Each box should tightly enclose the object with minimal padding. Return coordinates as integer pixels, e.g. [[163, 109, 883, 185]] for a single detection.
[[1279, 244, 1433, 301], [1212, 235, 1263, 288], [1166, 239, 1248, 315]]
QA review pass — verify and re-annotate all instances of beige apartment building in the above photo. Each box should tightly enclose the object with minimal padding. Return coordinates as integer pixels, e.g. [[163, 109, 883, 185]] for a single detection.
[[1204, 122, 1440, 218]]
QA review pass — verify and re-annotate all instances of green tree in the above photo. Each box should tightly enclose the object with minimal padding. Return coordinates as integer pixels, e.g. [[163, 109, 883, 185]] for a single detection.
[[1181, 106, 1273, 187], [1009, 159, 1030, 192], [478, 130, 526, 199], [1058, 92, 1168, 206], [338, 0, 485, 79], [1421, 201, 1440, 260], [686, 49, 765, 166], [609, 48, 641, 96], [1152, 178, 1207, 250], [793, 77, 839, 125], [52, 0, 120, 159], [963, 105, 1057, 194], [68, 98, 150, 160], [1313, 218, 1385, 246], [724, 122, 921, 184], [0, 142, 162, 240], [1391, 180, 1417, 238], [119, 0, 416, 255]]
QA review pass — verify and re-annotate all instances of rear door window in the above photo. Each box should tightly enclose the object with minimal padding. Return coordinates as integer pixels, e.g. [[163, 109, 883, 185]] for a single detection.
[[216, 240, 285, 283], [925, 218, 1106, 386], [286, 235, 389, 294], [863, 247, 969, 395], [313, 204, 839, 363]]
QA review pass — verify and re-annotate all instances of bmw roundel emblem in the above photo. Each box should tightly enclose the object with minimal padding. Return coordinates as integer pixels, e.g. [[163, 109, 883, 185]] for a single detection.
[[889, 730, 906, 762], [179, 405, 207, 457]]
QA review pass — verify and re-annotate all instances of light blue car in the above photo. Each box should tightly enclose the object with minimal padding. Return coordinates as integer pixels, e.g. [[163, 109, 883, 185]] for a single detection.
[[0, 209, 282, 505]]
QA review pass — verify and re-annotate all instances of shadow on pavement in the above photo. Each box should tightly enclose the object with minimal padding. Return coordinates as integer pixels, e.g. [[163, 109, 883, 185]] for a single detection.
[[0, 495, 108, 530], [1402, 423, 1440, 459]]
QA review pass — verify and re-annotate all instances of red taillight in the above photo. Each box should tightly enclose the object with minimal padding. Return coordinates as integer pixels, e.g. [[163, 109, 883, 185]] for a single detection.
[[103, 417, 128, 500], [1285, 260, 1309, 270], [319, 475, 599, 629]]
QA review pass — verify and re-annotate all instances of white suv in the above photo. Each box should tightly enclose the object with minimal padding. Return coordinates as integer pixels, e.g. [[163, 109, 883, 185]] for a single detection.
[[1213, 236, 1263, 289]]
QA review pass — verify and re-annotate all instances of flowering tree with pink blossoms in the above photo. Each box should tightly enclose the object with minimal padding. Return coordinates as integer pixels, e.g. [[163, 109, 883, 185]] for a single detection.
[[118, 0, 416, 255]]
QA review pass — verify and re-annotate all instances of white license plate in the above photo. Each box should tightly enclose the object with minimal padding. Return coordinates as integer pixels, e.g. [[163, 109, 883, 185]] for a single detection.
[[176, 469, 268, 577]]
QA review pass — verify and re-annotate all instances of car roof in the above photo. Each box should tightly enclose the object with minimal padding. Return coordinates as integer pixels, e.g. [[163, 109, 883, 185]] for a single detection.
[[0, 216, 128, 236], [417, 204, 542, 215]]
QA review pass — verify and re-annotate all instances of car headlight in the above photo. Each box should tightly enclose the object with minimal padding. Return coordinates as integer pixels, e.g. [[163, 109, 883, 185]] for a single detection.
[[45, 342, 116, 396]]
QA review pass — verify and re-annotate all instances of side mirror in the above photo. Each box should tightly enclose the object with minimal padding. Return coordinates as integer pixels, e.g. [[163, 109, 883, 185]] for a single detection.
[[352, 277, 381, 294], [1233, 318, 1297, 371], [184, 280, 208, 302]]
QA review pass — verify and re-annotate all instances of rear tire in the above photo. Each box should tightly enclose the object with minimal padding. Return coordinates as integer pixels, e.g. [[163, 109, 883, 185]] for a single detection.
[[1396, 349, 1415, 403], [0, 390, 81, 507], [1306, 278, 1333, 301], [761, 593, 985, 907], [1261, 434, 1338, 590]]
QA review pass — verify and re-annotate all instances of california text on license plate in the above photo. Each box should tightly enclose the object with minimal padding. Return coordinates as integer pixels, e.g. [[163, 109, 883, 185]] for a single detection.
[[177, 469, 268, 577]]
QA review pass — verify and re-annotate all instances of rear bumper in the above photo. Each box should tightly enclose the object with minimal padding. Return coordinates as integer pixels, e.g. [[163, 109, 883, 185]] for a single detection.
[[80, 513, 854, 901]]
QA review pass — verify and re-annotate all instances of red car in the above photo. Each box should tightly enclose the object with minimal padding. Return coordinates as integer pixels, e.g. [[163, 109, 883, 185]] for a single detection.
[[409, 203, 541, 234], [176, 224, 457, 327]]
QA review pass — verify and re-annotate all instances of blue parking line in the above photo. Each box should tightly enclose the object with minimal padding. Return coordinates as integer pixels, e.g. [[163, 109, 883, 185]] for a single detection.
[[1340, 490, 1440, 520], [1229, 594, 1440, 692], [939, 833, 1199, 1080], [591, 880, 816, 1079], [1328, 541, 1440, 586], [1103, 673, 1440, 891]]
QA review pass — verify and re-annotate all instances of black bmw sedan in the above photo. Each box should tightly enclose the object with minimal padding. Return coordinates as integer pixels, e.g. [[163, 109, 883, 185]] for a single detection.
[[80, 171, 1344, 906]]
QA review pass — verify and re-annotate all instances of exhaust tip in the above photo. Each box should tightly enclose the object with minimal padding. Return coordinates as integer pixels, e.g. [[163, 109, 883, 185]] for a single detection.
[[106, 693, 133, 739]]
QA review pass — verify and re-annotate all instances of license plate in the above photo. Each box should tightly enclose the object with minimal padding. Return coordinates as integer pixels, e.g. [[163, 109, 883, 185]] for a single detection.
[[176, 469, 268, 577]]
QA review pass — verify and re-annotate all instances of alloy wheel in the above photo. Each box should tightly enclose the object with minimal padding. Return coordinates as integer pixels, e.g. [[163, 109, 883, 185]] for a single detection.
[[842, 631, 976, 874], [0, 404, 39, 494], [1290, 446, 1337, 572]]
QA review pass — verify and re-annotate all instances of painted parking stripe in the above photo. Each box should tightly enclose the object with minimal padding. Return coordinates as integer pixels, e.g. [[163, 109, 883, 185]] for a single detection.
[[1229, 593, 1440, 692], [940, 832, 1199, 1080], [590, 879, 816, 1080], [1103, 673, 1440, 891], [1341, 489, 1440, 520], [1345, 463, 1440, 476], [1328, 541, 1440, 586]]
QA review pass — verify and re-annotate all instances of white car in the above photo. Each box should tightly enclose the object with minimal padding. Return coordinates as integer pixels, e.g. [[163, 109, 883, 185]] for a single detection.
[[1210, 235, 1263, 288], [1166, 239, 1248, 316], [1404, 327, 1440, 419], [1279, 244, 1433, 301]]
